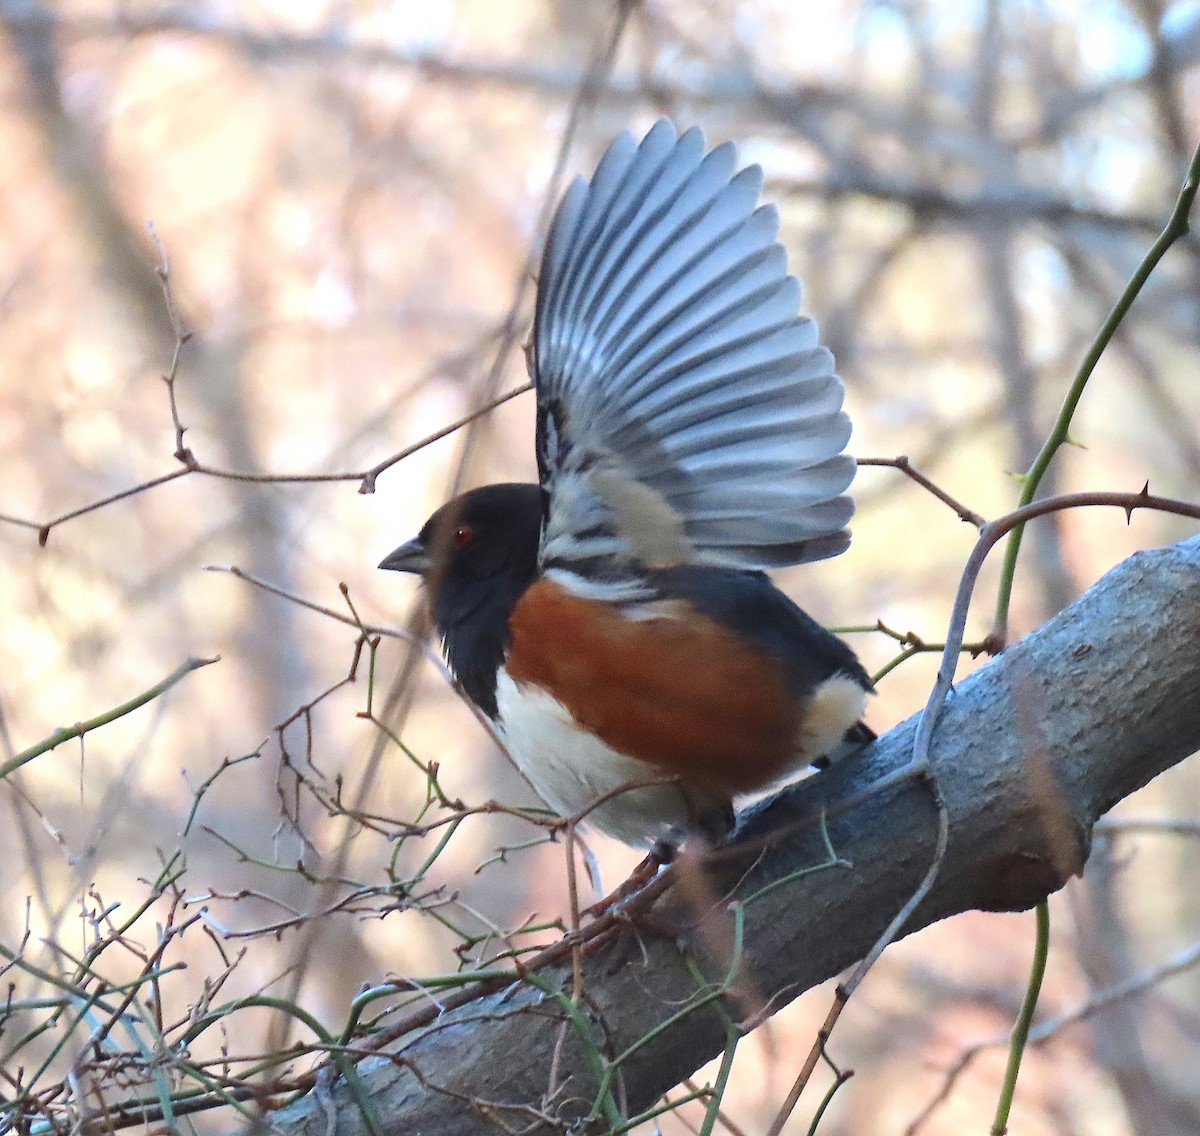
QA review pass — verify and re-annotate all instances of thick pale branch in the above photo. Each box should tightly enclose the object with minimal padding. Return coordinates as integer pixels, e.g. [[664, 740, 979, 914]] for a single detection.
[[273, 535, 1200, 1136]]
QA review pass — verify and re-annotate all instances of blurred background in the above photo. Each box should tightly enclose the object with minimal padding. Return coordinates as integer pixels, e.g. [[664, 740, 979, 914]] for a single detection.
[[1, 1, 1198, 1133]]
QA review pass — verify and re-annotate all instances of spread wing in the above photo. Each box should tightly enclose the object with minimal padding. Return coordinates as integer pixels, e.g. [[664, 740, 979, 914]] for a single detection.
[[532, 118, 855, 582]]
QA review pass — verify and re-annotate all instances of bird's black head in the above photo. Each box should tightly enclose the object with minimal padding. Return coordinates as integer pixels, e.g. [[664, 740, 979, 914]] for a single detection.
[[379, 482, 544, 627], [379, 483, 544, 717]]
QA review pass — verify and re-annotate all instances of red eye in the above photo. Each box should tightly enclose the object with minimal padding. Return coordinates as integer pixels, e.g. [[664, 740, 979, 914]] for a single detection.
[[454, 525, 473, 548]]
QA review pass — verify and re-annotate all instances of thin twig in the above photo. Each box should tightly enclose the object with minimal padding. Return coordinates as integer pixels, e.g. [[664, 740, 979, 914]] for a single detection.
[[146, 220, 194, 462], [857, 456, 985, 527], [0, 656, 218, 780]]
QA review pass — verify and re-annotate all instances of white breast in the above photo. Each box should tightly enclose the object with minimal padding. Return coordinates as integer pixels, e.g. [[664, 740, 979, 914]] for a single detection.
[[494, 668, 698, 849]]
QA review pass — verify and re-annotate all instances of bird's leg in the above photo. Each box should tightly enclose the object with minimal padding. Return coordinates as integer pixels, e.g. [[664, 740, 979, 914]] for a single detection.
[[650, 837, 678, 866], [583, 841, 675, 919], [601, 839, 722, 950], [578, 837, 604, 898]]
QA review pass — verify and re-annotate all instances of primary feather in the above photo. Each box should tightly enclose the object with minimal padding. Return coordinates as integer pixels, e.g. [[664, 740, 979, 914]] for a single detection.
[[534, 119, 855, 582]]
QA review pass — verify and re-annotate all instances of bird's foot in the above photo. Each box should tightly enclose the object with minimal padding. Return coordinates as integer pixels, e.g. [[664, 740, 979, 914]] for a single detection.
[[583, 841, 674, 919]]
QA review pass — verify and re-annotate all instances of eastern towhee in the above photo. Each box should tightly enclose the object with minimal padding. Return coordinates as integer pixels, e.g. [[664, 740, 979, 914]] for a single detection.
[[380, 119, 873, 853]]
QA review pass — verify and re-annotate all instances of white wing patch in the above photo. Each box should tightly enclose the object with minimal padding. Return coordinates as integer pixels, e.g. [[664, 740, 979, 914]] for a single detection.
[[587, 460, 688, 568]]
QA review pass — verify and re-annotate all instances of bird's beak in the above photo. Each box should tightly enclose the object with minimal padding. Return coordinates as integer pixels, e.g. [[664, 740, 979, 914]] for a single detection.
[[378, 538, 432, 575]]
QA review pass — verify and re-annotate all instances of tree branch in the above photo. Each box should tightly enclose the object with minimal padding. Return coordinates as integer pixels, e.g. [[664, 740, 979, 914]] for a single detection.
[[271, 535, 1200, 1136]]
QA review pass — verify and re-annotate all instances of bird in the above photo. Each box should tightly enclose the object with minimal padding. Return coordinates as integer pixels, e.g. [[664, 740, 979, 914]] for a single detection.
[[380, 119, 873, 855]]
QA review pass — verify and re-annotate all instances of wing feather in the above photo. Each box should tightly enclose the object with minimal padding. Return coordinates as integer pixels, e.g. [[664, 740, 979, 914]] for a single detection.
[[534, 120, 855, 576]]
